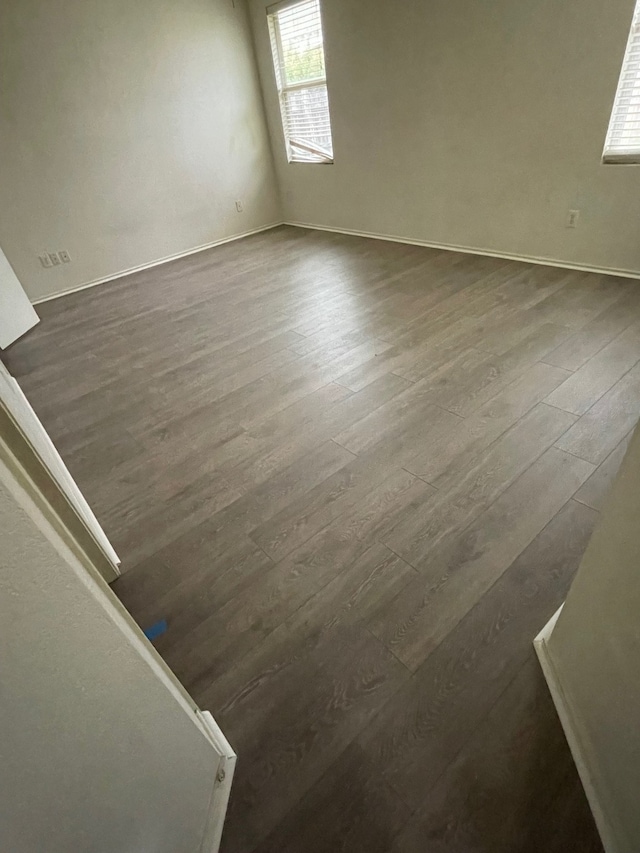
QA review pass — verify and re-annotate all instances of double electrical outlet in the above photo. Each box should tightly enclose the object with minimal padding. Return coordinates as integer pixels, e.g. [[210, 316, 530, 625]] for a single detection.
[[40, 250, 71, 268]]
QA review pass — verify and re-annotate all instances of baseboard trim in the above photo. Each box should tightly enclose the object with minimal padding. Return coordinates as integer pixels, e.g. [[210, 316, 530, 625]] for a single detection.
[[32, 222, 284, 305], [534, 609, 618, 853], [34, 218, 640, 305], [285, 220, 640, 282]]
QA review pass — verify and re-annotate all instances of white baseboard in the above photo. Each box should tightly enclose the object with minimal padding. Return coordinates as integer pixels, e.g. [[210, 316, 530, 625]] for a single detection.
[[32, 222, 284, 305], [285, 220, 640, 282], [35, 218, 640, 306], [534, 609, 618, 852]]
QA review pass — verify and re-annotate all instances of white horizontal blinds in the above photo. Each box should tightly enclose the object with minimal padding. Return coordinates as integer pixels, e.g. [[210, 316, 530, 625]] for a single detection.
[[278, 0, 325, 84], [604, 1, 640, 163], [268, 0, 333, 163]]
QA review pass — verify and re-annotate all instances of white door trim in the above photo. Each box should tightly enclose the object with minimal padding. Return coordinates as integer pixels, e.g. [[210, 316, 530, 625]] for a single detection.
[[0, 359, 120, 581], [0, 247, 39, 348], [198, 711, 237, 853], [1, 433, 235, 852]]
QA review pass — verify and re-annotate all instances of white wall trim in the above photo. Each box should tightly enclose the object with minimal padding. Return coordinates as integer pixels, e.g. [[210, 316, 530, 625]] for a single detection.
[[33, 219, 640, 306], [198, 711, 237, 853], [534, 604, 564, 643], [285, 221, 640, 282], [32, 222, 284, 305], [534, 609, 619, 853]]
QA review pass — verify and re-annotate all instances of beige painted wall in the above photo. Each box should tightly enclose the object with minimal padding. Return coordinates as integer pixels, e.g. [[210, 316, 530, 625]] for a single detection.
[[547, 424, 640, 852], [249, 0, 640, 276], [0, 0, 281, 302]]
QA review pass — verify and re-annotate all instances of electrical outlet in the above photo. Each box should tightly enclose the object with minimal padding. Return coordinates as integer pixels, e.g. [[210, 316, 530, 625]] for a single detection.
[[39, 254, 53, 268], [235, 200, 244, 213], [58, 250, 71, 263], [567, 209, 580, 228], [48, 252, 61, 266]]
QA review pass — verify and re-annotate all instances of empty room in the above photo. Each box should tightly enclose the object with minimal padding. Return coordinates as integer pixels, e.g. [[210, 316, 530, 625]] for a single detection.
[[2, 0, 640, 850]]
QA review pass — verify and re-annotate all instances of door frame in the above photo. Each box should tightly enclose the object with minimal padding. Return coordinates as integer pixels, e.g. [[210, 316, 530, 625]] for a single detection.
[[0, 425, 236, 853], [0, 246, 39, 349], [0, 371, 120, 583]]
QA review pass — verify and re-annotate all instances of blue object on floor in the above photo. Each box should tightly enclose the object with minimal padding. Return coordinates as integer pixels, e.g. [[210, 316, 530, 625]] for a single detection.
[[144, 619, 168, 642]]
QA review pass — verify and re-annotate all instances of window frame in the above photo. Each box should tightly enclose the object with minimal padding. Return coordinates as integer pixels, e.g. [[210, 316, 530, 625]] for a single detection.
[[603, 0, 640, 165], [267, 0, 334, 165]]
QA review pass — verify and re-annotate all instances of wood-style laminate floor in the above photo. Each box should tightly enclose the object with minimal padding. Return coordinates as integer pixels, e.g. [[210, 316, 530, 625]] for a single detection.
[[8, 224, 638, 852]]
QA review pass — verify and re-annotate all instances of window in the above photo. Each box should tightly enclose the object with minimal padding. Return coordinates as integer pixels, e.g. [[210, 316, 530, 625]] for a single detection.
[[604, 0, 640, 163], [267, 0, 333, 163]]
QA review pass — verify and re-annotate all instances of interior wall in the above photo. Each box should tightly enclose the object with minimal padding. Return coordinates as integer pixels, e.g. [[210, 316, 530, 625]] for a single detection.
[[546, 424, 640, 853], [0, 439, 226, 853], [0, 0, 281, 302], [249, 0, 640, 276]]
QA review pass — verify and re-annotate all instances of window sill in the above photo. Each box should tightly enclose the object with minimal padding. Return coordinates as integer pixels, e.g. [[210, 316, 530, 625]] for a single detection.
[[288, 159, 334, 165], [602, 155, 640, 165]]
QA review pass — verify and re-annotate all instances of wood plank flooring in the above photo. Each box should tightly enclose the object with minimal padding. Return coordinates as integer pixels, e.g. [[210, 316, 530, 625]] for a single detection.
[[7, 225, 639, 851]]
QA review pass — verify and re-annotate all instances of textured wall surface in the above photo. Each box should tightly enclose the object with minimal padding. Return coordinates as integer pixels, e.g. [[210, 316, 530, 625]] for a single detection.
[[0, 0, 281, 300], [0, 454, 222, 852], [250, 0, 640, 275]]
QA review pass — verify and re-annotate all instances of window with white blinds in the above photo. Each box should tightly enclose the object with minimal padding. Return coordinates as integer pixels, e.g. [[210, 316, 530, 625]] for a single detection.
[[603, 0, 640, 163], [267, 0, 333, 163]]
